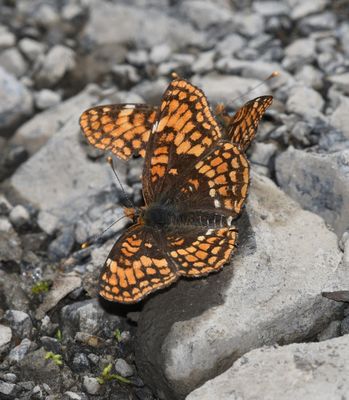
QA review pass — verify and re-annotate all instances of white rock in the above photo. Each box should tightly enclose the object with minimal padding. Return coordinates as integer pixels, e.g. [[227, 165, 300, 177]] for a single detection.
[[192, 74, 269, 105], [0, 26, 15, 49], [233, 12, 265, 37], [291, 0, 328, 20], [276, 148, 349, 237], [0, 66, 33, 133], [0, 48, 27, 77], [35, 45, 76, 87], [36, 273, 82, 320], [283, 38, 316, 70], [136, 174, 346, 399], [81, 3, 203, 50], [192, 51, 215, 74], [114, 358, 134, 377], [149, 43, 172, 64], [34, 89, 61, 110], [180, 0, 233, 30], [0, 325, 12, 353], [186, 335, 349, 400], [330, 96, 349, 139], [295, 65, 324, 90], [9, 205, 30, 227], [11, 84, 101, 155], [328, 73, 349, 94], [286, 86, 324, 119], [253, 1, 289, 16], [10, 114, 115, 230], [18, 38, 46, 62], [83, 377, 100, 395]]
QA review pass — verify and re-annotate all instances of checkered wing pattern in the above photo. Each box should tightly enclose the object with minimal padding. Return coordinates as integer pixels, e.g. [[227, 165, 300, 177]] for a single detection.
[[175, 142, 250, 217], [99, 225, 177, 304], [220, 96, 273, 152], [143, 77, 222, 204], [168, 227, 237, 277], [79, 104, 157, 160]]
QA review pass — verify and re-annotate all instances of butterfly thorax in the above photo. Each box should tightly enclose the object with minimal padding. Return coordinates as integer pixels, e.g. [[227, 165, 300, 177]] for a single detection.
[[142, 203, 177, 228]]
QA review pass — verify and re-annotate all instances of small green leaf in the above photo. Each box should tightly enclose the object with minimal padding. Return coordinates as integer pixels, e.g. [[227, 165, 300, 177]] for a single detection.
[[55, 329, 62, 341], [97, 363, 131, 385], [114, 329, 122, 342], [45, 351, 63, 366], [31, 280, 50, 295]]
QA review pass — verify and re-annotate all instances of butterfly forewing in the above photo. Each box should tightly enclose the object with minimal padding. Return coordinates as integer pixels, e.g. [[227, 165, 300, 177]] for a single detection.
[[220, 96, 273, 152], [142, 78, 222, 204], [79, 104, 157, 160], [174, 142, 250, 218], [99, 224, 177, 303]]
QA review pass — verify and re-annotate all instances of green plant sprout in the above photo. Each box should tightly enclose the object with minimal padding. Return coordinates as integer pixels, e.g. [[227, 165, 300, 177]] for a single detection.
[[97, 363, 131, 385], [31, 280, 50, 295], [55, 329, 62, 341], [114, 329, 122, 342], [45, 351, 63, 366]]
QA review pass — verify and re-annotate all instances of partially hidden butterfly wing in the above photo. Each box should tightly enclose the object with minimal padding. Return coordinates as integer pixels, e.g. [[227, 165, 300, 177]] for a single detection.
[[99, 224, 178, 303], [142, 77, 222, 204], [221, 96, 273, 152], [79, 104, 157, 160], [167, 226, 237, 277]]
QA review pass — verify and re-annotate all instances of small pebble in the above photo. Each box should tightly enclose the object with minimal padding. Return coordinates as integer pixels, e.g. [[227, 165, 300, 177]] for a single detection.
[[83, 376, 100, 395], [115, 358, 134, 377], [9, 205, 30, 228]]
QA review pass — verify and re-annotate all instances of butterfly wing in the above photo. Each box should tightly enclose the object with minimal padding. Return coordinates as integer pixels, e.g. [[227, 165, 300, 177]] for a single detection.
[[142, 77, 222, 204], [80, 104, 157, 160], [220, 96, 273, 152], [99, 224, 178, 304], [174, 141, 250, 218], [167, 226, 237, 277]]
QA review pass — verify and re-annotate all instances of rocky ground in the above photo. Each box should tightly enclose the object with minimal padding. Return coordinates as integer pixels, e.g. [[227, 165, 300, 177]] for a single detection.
[[0, 0, 349, 399]]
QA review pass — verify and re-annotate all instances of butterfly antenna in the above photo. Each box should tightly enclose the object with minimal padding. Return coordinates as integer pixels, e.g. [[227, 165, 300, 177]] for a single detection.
[[81, 214, 127, 249], [107, 156, 135, 209], [230, 71, 280, 105]]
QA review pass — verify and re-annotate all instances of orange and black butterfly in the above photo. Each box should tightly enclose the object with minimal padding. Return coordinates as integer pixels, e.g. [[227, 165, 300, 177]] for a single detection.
[[79, 77, 272, 303]]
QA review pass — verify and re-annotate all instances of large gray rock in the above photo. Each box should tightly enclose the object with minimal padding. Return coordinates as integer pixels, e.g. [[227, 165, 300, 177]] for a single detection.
[[276, 147, 349, 237], [9, 110, 117, 230], [0, 66, 33, 135], [81, 2, 203, 50], [11, 84, 101, 155], [330, 96, 349, 139], [192, 74, 269, 105], [136, 173, 346, 400], [186, 334, 349, 400]]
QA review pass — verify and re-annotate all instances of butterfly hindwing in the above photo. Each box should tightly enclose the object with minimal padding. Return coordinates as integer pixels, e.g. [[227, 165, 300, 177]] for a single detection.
[[79, 104, 157, 160], [99, 224, 178, 304], [167, 226, 237, 277]]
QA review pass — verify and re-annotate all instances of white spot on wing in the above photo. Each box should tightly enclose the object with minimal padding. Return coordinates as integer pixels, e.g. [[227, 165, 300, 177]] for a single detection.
[[214, 199, 221, 208], [124, 104, 136, 109], [152, 121, 159, 133], [206, 229, 214, 235], [106, 259, 112, 266], [227, 216, 233, 226]]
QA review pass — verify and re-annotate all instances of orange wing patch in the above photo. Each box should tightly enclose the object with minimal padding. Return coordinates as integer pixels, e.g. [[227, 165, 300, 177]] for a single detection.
[[79, 104, 157, 160]]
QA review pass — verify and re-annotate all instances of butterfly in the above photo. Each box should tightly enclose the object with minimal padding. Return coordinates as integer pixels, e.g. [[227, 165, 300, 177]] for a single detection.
[[79, 77, 272, 303]]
